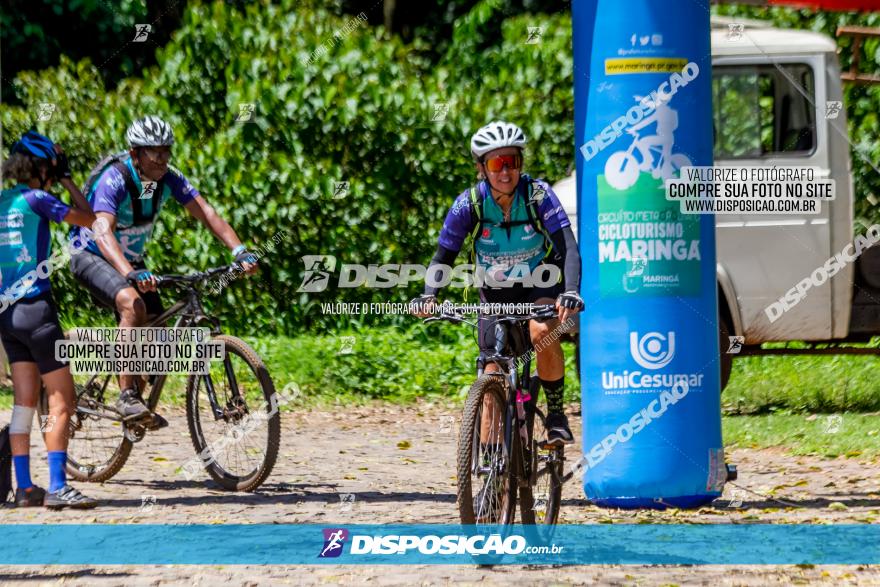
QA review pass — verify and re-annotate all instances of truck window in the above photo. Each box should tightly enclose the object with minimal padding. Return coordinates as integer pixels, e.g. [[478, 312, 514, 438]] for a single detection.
[[713, 64, 816, 159]]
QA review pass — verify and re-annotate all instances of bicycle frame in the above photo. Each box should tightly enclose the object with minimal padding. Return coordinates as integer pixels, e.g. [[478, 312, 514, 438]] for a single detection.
[[76, 270, 239, 426], [475, 316, 536, 489], [146, 288, 228, 420]]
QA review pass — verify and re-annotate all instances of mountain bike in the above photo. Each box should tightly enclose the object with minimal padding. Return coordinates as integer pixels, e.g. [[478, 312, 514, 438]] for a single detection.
[[426, 303, 567, 526], [37, 264, 280, 491]]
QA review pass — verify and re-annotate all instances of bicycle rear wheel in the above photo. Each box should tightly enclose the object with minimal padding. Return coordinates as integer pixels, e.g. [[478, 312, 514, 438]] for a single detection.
[[185, 334, 280, 491], [38, 374, 132, 482], [457, 373, 519, 525]]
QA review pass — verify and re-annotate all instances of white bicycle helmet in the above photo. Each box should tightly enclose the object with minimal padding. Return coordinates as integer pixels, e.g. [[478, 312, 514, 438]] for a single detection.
[[126, 115, 175, 148], [470, 121, 526, 159]]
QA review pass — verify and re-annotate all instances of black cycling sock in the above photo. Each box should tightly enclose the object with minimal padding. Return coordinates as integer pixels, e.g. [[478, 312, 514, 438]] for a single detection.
[[541, 377, 565, 416]]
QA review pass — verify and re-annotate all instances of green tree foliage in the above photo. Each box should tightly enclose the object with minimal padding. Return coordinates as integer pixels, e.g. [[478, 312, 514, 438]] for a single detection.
[[1, 0, 154, 103], [1, 1, 574, 335], [5, 1, 880, 336]]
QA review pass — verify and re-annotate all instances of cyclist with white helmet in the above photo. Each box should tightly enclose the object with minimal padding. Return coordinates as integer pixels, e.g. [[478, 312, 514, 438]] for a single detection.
[[69, 116, 258, 421], [413, 121, 583, 445]]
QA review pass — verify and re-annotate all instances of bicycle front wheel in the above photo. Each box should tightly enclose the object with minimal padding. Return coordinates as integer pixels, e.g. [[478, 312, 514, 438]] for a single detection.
[[457, 373, 518, 525], [185, 335, 280, 491], [519, 405, 564, 525]]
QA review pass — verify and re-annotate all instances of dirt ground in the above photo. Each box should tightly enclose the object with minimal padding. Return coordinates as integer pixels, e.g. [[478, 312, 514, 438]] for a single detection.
[[1, 402, 879, 586]]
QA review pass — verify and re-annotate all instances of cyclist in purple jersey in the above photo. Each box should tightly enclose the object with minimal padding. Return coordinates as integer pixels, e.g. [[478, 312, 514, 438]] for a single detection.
[[413, 121, 584, 446], [69, 116, 259, 421]]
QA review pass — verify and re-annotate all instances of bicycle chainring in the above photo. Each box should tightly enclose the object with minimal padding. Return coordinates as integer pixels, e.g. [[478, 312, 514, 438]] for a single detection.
[[123, 422, 147, 443]]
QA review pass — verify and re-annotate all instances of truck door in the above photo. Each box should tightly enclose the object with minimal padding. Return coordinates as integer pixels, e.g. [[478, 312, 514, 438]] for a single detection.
[[712, 56, 832, 341]]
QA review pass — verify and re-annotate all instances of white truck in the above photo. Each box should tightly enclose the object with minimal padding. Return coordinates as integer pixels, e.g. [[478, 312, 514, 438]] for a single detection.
[[555, 17, 880, 389]]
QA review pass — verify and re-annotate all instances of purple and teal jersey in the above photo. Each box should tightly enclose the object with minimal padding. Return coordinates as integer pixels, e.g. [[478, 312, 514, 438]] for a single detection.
[[70, 155, 199, 262], [438, 176, 570, 282], [0, 184, 70, 298]]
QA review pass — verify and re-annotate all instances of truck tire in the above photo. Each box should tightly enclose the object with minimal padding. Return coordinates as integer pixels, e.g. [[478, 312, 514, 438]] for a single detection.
[[719, 313, 733, 391]]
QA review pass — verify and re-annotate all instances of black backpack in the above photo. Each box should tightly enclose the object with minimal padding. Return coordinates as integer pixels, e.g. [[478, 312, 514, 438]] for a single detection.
[[0, 425, 11, 504], [82, 152, 164, 226]]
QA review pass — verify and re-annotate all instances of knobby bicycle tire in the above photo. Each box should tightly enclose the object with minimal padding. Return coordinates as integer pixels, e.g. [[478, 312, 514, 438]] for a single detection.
[[185, 334, 280, 491], [457, 373, 519, 525]]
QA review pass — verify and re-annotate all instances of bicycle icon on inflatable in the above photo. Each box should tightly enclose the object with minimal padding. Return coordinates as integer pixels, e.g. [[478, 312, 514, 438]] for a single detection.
[[604, 95, 692, 190]]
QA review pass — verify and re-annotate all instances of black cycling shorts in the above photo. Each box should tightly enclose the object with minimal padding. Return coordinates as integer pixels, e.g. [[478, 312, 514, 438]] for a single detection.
[[477, 278, 563, 355], [0, 291, 67, 374], [70, 250, 163, 318]]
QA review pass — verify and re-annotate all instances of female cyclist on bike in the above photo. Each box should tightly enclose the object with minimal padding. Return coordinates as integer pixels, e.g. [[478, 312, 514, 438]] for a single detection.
[[413, 121, 583, 444]]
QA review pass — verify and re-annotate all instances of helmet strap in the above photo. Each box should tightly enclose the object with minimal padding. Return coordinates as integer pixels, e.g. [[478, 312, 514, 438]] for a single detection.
[[131, 148, 147, 177]]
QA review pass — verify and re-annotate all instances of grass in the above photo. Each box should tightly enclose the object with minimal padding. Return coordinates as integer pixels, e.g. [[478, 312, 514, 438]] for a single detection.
[[723, 412, 880, 458], [244, 324, 581, 407], [723, 348, 880, 414]]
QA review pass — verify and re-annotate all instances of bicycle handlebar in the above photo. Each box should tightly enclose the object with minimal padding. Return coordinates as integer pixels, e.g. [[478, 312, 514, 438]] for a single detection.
[[424, 302, 557, 325], [133, 263, 245, 288]]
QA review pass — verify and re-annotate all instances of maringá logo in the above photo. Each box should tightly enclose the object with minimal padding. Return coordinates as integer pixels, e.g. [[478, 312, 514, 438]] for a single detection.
[[319, 528, 349, 558], [630, 331, 675, 370]]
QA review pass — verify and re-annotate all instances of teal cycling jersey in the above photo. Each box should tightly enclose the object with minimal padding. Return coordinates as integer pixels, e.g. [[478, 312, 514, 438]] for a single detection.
[[0, 184, 70, 299], [438, 177, 570, 283], [475, 187, 548, 281], [70, 155, 198, 262]]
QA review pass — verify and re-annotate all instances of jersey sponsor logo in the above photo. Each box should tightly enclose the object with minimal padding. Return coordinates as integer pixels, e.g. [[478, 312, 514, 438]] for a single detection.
[[0, 232, 23, 247], [543, 205, 562, 221], [0, 212, 24, 229], [105, 173, 126, 192]]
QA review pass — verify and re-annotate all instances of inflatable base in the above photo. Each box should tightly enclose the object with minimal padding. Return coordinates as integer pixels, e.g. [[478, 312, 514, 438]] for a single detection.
[[589, 494, 721, 510]]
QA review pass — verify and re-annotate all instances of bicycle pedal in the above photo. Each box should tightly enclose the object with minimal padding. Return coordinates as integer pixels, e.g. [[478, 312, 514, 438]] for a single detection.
[[144, 413, 169, 431], [537, 440, 563, 451], [122, 411, 153, 423]]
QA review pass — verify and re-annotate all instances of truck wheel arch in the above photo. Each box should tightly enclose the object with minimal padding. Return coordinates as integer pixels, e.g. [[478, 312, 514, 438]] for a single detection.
[[717, 263, 741, 391]]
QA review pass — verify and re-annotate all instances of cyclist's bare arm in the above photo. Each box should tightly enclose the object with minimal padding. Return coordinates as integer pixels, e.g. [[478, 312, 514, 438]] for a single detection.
[[183, 196, 256, 274], [91, 212, 140, 286], [62, 207, 96, 230], [58, 177, 92, 213]]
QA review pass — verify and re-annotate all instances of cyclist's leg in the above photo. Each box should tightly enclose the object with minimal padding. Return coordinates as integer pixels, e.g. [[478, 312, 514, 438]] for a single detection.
[[528, 282, 574, 444], [17, 293, 72, 453], [70, 251, 149, 416], [2, 291, 98, 506], [23, 295, 98, 507], [9, 361, 44, 505], [2, 295, 51, 463], [477, 287, 512, 445], [529, 295, 565, 409]]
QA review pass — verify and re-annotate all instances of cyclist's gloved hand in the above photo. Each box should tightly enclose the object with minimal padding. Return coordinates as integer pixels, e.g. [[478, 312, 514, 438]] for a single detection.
[[235, 250, 258, 265], [126, 269, 153, 284], [556, 290, 583, 327], [232, 246, 258, 275], [557, 290, 584, 311], [410, 294, 437, 318], [53, 151, 71, 180]]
